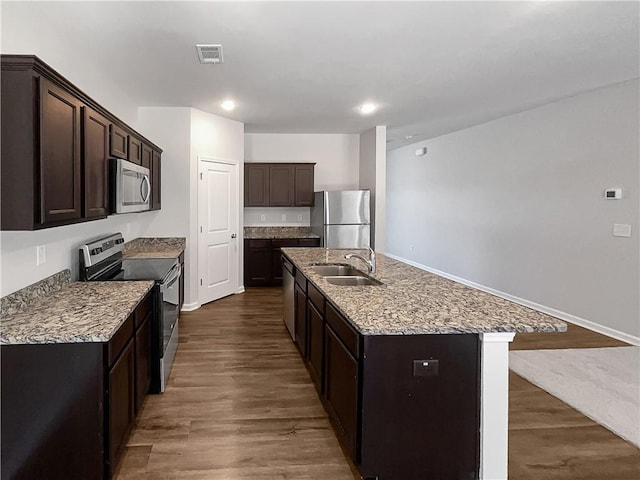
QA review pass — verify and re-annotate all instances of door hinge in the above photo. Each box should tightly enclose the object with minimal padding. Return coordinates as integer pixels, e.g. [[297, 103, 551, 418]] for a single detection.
[[200, 226, 202, 233], [200, 172, 203, 180], [200, 279, 203, 285]]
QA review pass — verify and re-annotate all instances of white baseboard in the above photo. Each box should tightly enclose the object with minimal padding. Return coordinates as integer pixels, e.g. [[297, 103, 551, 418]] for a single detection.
[[384, 253, 640, 346], [236, 285, 245, 294], [181, 302, 201, 312]]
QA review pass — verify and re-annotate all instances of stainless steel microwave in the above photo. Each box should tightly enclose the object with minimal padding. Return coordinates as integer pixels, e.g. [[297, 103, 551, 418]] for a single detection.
[[110, 158, 151, 213]]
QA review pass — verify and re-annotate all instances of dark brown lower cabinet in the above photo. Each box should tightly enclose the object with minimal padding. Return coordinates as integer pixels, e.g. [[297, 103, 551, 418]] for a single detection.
[[324, 324, 359, 458], [108, 339, 135, 474], [134, 311, 152, 414], [244, 237, 320, 287], [306, 299, 325, 393], [287, 259, 482, 480], [294, 281, 308, 357], [0, 288, 156, 480]]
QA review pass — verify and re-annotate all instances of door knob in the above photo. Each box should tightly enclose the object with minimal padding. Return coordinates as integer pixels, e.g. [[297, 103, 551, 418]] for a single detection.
[[231, 233, 237, 238]]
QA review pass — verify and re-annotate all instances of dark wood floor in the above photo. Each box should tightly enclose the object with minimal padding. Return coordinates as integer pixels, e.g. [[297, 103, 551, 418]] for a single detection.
[[116, 287, 639, 479]]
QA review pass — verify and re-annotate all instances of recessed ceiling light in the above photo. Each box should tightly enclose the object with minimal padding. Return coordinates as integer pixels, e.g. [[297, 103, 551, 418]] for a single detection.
[[221, 100, 236, 111], [359, 103, 377, 115]]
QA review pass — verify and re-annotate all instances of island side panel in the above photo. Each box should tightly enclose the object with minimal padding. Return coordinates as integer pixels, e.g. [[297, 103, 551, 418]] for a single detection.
[[1, 343, 104, 480], [359, 333, 480, 480], [479, 332, 515, 480]]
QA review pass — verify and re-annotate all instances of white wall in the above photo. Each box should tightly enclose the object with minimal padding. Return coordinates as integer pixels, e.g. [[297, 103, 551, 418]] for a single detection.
[[386, 80, 640, 342], [0, 215, 154, 296], [190, 109, 245, 306], [244, 133, 360, 226], [1, 2, 138, 125], [359, 126, 387, 251]]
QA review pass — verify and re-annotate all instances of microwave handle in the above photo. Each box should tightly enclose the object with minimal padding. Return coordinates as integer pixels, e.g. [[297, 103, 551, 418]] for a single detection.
[[141, 175, 151, 203]]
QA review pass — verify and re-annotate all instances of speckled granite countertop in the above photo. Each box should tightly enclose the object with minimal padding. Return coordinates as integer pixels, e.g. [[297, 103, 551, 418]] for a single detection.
[[1, 281, 154, 345], [123, 237, 186, 259], [244, 227, 320, 239], [282, 248, 567, 336]]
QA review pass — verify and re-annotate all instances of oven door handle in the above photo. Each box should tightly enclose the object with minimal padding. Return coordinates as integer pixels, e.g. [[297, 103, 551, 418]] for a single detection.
[[163, 262, 181, 287]]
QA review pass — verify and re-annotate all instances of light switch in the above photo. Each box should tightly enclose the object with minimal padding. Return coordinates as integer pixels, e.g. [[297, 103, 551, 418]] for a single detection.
[[613, 224, 632, 238]]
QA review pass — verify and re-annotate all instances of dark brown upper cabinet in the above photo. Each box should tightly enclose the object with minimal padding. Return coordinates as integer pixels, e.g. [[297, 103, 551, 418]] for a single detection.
[[151, 149, 162, 211], [82, 107, 110, 219], [109, 124, 128, 159], [244, 164, 270, 207], [1, 55, 163, 230], [294, 164, 314, 206], [141, 144, 152, 170], [244, 163, 315, 207], [128, 136, 143, 165], [269, 164, 295, 206]]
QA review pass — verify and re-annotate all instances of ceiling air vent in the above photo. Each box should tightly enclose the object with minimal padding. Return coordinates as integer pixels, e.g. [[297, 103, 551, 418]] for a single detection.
[[196, 44, 223, 64]]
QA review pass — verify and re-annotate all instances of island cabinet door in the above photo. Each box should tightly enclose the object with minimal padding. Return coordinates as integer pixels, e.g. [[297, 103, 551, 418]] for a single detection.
[[306, 299, 325, 393], [134, 310, 152, 414], [294, 282, 308, 356], [324, 324, 359, 459]]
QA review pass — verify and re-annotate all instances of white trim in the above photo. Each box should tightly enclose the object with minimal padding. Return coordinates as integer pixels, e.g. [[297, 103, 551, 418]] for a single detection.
[[236, 286, 245, 294], [181, 302, 201, 312], [479, 334, 513, 479], [384, 253, 640, 346]]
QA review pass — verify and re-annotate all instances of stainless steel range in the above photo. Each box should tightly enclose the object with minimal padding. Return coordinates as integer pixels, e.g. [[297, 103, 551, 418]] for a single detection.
[[79, 233, 181, 392]]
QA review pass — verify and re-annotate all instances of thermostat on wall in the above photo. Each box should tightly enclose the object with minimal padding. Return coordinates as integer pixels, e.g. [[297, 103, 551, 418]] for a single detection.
[[604, 188, 622, 199]]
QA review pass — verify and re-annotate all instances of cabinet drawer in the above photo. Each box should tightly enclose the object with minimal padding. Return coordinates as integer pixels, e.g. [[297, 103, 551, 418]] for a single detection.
[[248, 239, 271, 248], [107, 314, 134, 366], [326, 302, 359, 358], [299, 238, 320, 247], [272, 238, 299, 248], [135, 291, 153, 329], [307, 282, 325, 315]]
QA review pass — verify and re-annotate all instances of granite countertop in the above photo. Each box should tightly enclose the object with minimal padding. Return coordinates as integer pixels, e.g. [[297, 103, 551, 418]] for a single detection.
[[244, 227, 320, 239], [123, 237, 186, 259], [282, 248, 567, 336], [0, 281, 154, 345]]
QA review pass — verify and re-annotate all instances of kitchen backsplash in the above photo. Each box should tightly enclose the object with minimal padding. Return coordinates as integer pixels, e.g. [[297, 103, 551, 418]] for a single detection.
[[244, 207, 310, 227]]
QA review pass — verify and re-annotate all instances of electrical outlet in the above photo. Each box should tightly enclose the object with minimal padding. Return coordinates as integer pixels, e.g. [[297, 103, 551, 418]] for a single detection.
[[37, 245, 47, 265], [410, 244, 414, 252], [281, 214, 287, 221], [297, 215, 303, 221], [260, 215, 266, 222], [613, 224, 632, 238]]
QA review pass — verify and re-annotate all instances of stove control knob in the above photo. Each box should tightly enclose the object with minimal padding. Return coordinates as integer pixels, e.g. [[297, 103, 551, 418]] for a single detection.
[[115, 238, 124, 244]]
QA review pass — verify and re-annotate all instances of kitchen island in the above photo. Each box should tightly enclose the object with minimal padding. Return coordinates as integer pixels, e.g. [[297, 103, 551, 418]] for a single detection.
[[282, 247, 566, 480]]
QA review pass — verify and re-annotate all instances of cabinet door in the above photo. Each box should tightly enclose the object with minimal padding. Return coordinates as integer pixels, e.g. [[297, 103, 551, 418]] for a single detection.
[[269, 165, 294, 206], [294, 164, 315, 206], [294, 282, 307, 356], [134, 312, 152, 414], [324, 325, 359, 458], [244, 239, 271, 286], [108, 339, 135, 473], [109, 124, 128, 158], [128, 135, 142, 165], [40, 77, 82, 225], [82, 107, 109, 219], [307, 300, 325, 392], [271, 239, 299, 284], [244, 164, 269, 206], [141, 143, 152, 170], [151, 150, 161, 210]]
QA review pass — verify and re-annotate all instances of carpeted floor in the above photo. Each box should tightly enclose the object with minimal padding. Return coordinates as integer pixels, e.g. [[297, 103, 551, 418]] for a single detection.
[[510, 346, 640, 448]]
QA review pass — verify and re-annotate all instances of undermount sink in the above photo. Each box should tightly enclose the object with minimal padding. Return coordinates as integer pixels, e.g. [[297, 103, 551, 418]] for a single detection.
[[325, 275, 382, 286], [311, 264, 364, 276]]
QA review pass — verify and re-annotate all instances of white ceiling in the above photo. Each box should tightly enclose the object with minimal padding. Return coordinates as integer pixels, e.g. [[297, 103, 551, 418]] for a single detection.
[[2, 1, 639, 149]]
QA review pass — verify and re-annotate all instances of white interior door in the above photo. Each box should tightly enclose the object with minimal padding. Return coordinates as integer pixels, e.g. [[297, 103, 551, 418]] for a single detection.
[[198, 159, 239, 305]]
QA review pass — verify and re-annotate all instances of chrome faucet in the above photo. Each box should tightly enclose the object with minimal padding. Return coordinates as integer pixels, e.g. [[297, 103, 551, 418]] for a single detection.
[[344, 247, 376, 274]]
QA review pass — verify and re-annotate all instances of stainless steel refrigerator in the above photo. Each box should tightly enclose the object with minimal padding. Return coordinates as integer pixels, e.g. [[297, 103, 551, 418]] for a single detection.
[[311, 190, 371, 248]]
